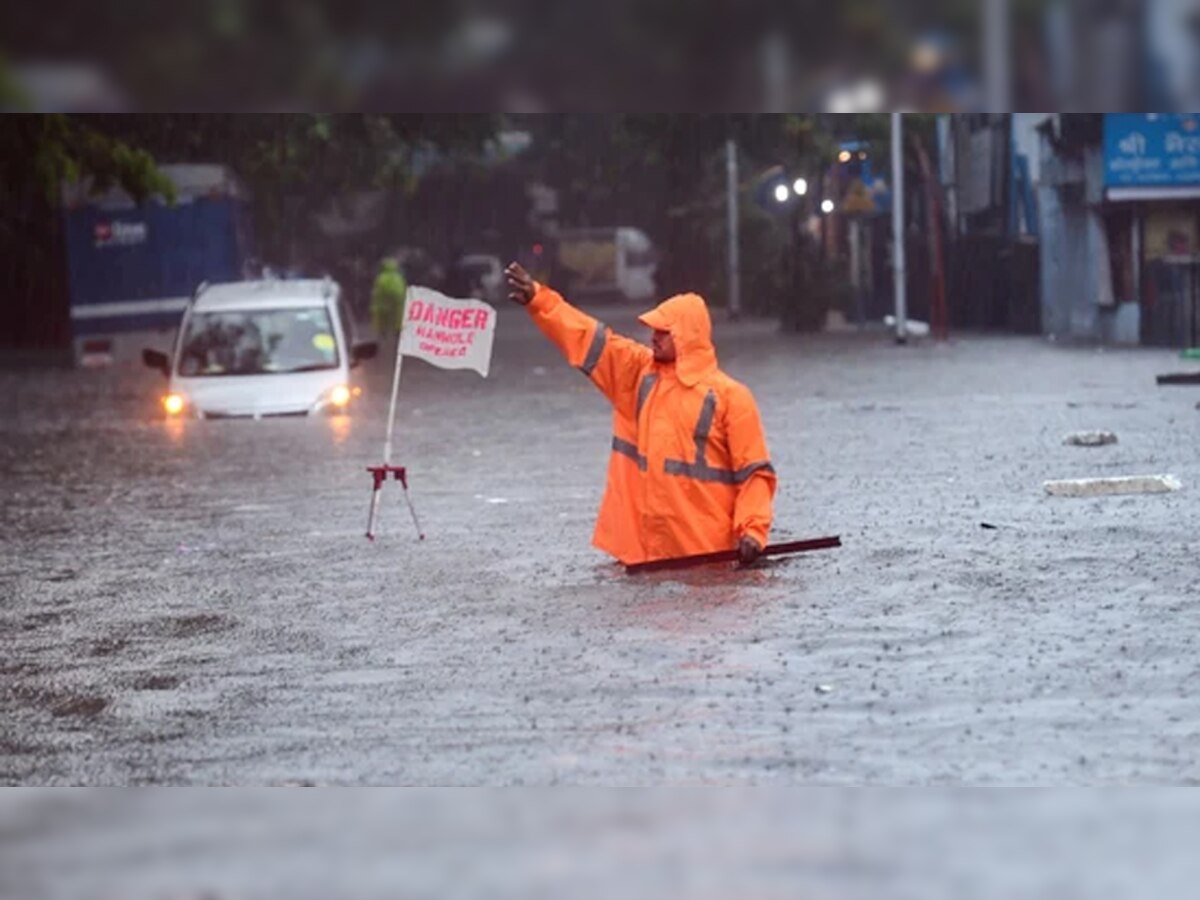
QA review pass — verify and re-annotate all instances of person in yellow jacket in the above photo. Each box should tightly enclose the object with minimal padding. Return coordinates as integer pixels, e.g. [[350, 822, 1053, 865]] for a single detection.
[[371, 257, 408, 337], [505, 261, 776, 566]]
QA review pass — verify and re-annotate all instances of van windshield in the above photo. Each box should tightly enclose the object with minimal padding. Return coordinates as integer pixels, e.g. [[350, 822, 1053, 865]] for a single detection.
[[177, 307, 339, 376]]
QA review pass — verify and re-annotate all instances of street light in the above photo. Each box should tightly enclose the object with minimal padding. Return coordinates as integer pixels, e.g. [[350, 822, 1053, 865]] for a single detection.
[[821, 199, 835, 214], [773, 183, 790, 203], [792, 177, 808, 196]]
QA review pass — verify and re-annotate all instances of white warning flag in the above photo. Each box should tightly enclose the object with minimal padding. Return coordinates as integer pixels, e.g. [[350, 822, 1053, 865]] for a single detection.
[[399, 286, 497, 378]]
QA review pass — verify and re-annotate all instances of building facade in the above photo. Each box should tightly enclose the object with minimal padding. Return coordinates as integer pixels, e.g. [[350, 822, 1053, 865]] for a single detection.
[[1038, 113, 1200, 348]]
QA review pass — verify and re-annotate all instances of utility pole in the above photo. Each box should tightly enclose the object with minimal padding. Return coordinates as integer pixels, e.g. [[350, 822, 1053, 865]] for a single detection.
[[849, 218, 863, 329], [891, 112, 908, 344], [725, 138, 742, 319], [984, 0, 1012, 111]]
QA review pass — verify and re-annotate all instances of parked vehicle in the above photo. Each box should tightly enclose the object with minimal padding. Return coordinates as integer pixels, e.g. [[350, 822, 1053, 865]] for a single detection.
[[451, 253, 505, 303], [142, 279, 377, 419], [390, 246, 445, 290], [62, 164, 253, 365], [553, 227, 658, 302]]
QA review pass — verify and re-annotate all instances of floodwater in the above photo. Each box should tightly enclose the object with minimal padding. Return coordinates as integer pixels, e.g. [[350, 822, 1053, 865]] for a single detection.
[[2, 303, 1199, 786]]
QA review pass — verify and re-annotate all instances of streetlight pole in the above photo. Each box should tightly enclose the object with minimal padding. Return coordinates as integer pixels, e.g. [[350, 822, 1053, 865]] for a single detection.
[[725, 138, 742, 320], [779, 174, 808, 332], [984, 0, 1012, 111], [891, 112, 908, 344]]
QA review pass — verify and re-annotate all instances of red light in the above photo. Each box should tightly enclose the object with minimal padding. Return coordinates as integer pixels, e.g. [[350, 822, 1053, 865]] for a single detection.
[[532, 243, 543, 256]]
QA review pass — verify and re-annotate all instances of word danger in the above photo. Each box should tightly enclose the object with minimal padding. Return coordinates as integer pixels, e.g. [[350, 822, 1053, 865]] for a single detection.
[[399, 288, 495, 376], [406, 299, 492, 360]]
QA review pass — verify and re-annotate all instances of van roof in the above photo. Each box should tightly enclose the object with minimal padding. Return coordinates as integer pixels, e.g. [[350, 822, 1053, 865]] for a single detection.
[[193, 279, 338, 312]]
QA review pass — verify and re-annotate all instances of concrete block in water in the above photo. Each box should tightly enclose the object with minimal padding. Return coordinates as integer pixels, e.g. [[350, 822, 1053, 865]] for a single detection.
[[1063, 431, 1118, 447], [1044, 474, 1182, 497]]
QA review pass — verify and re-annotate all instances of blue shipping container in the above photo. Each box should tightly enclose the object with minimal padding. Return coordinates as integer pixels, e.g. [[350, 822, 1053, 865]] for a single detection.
[[63, 164, 252, 341]]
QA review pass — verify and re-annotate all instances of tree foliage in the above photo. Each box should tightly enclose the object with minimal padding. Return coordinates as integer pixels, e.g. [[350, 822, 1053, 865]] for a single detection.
[[2, 112, 502, 351], [82, 114, 499, 264], [0, 115, 178, 352], [516, 114, 895, 315], [0, 114, 174, 210]]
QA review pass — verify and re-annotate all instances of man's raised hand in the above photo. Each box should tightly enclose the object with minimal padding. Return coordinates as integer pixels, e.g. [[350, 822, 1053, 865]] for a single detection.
[[505, 262, 535, 306]]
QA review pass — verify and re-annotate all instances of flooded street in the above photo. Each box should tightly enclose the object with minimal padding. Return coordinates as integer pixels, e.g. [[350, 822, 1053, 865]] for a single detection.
[[2, 305, 1199, 785]]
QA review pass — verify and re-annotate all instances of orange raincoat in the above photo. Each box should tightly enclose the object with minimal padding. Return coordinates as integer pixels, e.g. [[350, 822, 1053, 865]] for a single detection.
[[527, 284, 776, 564]]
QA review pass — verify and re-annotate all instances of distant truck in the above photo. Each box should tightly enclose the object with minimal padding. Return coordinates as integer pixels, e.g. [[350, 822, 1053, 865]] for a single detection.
[[61, 164, 253, 365], [551, 227, 658, 303]]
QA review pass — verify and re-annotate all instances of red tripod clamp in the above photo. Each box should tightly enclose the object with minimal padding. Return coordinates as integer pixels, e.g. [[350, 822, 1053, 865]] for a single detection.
[[366, 464, 407, 491]]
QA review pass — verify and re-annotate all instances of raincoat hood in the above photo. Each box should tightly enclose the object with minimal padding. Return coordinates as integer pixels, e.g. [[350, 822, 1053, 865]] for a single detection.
[[638, 293, 717, 387]]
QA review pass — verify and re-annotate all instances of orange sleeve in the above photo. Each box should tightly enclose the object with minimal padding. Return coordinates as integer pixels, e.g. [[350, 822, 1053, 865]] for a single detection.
[[722, 383, 777, 547], [526, 284, 651, 420]]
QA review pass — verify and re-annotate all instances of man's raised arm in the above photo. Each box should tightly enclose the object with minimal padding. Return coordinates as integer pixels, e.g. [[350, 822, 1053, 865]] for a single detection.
[[506, 262, 650, 419]]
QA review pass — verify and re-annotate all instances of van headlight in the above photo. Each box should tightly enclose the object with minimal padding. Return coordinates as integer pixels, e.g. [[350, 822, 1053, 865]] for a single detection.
[[313, 384, 353, 414], [162, 392, 188, 416], [329, 385, 351, 408]]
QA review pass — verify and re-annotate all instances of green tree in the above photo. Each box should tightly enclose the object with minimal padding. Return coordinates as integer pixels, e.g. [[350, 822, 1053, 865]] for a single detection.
[[1, 113, 502, 353], [84, 114, 499, 268], [0, 115, 174, 353], [516, 114, 870, 320]]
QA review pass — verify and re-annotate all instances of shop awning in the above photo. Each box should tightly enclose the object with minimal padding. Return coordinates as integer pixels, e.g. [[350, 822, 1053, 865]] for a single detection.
[[1107, 186, 1200, 202]]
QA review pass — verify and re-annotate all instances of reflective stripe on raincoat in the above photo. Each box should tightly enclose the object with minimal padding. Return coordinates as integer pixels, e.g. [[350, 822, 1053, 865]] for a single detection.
[[526, 284, 776, 564]]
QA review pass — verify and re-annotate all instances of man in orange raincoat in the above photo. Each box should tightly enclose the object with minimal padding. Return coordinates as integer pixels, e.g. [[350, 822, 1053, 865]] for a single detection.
[[506, 261, 776, 566]]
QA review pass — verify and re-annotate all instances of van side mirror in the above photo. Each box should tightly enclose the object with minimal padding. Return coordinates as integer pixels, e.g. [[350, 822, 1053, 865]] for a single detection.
[[142, 348, 170, 376], [351, 341, 378, 368]]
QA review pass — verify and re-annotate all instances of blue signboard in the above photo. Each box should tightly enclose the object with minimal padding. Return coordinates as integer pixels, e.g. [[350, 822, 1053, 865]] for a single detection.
[[1104, 113, 1200, 188]]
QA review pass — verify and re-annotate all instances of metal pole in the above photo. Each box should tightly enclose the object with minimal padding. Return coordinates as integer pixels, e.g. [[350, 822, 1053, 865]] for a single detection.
[[1185, 260, 1195, 352], [892, 112, 908, 344], [726, 138, 742, 319], [366, 290, 409, 540], [984, 0, 1011, 111], [382, 287, 409, 465], [400, 480, 426, 541], [1131, 209, 1141, 310], [366, 483, 382, 540], [367, 289, 415, 542], [849, 218, 863, 329]]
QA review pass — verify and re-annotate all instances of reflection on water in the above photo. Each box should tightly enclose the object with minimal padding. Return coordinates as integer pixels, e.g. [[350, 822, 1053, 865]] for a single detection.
[[327, 413, 351, 445], [633, 562, 777, 590], [163, 416, 185, 447], [622, 563, 777, 636], [157, 409, 355, 447]]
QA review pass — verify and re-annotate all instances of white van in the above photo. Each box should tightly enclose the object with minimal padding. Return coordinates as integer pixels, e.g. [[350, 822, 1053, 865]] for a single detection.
[[554, 227, 658, 302], [142, 279, 377, 419]]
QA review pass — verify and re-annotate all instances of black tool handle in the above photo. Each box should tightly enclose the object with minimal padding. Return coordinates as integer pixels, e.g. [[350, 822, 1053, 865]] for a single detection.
[[625, 535, 842, 575]]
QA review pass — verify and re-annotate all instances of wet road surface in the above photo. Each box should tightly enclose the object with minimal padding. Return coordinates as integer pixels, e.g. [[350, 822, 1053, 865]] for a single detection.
[[2, 304, 1199, 784]]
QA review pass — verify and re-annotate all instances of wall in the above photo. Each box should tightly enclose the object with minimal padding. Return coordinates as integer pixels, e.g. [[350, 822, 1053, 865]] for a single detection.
[[1012, 114, 1050, 185], [1038, 131, 1140, 344], [1038, 175, 1091, 339]]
